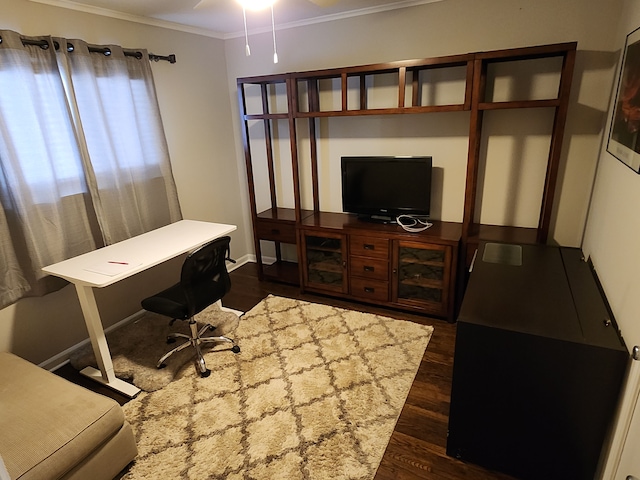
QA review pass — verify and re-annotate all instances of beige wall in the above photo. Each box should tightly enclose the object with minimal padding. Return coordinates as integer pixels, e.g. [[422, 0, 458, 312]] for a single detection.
[[0, 0, 629, 366], [581, 2, 640, 473], [583, 0, 640, 353]]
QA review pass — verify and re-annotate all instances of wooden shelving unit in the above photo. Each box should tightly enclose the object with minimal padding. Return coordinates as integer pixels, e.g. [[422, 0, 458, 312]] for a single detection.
[[237, 42, 577, 317]]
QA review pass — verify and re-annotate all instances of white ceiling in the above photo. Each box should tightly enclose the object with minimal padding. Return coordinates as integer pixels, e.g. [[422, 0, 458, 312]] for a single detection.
[[28, 0, 443, 39]]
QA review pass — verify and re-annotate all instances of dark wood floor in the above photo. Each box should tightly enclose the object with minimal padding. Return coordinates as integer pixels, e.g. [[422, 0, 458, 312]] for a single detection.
[[56, 262, 515, 480]]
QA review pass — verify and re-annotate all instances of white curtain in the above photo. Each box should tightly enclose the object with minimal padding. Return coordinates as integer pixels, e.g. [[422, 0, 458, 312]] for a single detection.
[[0, 30, 182, 308]]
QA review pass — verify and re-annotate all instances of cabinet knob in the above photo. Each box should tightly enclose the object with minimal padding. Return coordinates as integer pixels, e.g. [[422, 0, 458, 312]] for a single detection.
[[364, 244, 374, 250], [603, 318, 612, 327], [364, 265, 374, 272], [364, 287, 374, 293]]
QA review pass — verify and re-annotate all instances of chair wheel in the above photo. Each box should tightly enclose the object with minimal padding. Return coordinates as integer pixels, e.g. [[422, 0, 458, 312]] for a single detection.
[[232, 345, 240, 354], [166, 336, 176, 344], [200, 369, 211, 378], [157, 363, 167, 369], [208, 325, 216, 331]]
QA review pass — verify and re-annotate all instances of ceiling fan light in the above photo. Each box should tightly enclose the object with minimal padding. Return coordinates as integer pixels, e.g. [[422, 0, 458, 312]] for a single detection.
[[236, 0, 276, 11]]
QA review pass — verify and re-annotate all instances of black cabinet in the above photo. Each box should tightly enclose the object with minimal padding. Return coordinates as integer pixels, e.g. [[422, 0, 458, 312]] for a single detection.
[[447, 243, 628, 480]]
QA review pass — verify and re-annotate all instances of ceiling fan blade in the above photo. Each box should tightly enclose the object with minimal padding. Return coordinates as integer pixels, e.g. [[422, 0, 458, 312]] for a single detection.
[[308, 0, 340, 6]]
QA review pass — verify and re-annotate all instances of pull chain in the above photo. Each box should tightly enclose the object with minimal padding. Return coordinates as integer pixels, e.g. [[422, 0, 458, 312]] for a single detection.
[[271, 4, 278, 63]]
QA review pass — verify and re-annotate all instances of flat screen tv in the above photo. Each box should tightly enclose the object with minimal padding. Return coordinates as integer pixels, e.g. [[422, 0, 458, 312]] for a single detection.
[[341, 156, 432, 223]]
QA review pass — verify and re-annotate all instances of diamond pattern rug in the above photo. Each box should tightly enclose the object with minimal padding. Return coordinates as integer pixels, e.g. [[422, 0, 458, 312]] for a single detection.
[[121, 295, 434, 480]]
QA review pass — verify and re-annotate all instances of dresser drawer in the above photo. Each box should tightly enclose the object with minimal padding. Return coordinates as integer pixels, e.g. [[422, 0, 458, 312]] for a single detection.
[[255, 220, 297, 244], [350, 277, 389, 302], [349, 236, 389, 259], [349, 256, 389, 281]]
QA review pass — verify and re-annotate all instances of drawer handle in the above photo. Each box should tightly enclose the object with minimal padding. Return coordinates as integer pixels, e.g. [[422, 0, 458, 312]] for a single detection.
[[364, 287, 374, 293], [363, 244, 375, 250], [271, 229, 280, 234], [364, 266, 375, 272]]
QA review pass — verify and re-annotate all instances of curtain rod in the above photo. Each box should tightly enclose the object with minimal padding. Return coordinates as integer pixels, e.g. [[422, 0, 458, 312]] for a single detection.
[[17, 37, 176, 64]]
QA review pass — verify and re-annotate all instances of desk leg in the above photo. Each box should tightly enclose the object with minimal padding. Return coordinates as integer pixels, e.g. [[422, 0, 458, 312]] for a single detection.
[[75, 284, 140, 398], [215, 300, 244, 317]]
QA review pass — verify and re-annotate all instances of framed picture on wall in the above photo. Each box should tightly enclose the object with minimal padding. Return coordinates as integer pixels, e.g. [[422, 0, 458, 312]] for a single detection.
[[608, 26, 640, 173]]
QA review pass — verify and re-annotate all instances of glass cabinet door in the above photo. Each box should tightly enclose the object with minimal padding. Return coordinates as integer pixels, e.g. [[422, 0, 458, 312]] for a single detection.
[[302, 232, 347, 293], [393, 241, 451, 314]]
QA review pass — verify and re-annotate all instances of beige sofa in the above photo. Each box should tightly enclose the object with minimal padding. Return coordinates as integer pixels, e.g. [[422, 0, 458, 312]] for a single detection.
[[0, 352, 137, 480]]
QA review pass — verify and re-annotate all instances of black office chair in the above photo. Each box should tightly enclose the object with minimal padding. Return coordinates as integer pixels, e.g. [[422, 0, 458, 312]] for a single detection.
[[141, 236, 240, 377]]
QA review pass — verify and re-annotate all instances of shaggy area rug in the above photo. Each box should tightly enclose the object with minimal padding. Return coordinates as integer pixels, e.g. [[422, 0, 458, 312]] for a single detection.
[[69, 303, 240, 392], [120, 295, 434, 480]]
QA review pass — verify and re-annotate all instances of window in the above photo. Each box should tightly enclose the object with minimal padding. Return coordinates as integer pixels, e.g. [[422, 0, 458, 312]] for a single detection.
[[0, 30, 182, 308]]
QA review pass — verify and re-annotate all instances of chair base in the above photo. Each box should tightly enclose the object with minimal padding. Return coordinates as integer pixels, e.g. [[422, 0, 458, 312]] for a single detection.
[[157, 319, 240, 377]]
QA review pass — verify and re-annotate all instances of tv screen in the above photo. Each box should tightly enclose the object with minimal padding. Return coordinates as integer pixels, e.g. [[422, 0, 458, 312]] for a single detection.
[[341, 156, 432, 222]]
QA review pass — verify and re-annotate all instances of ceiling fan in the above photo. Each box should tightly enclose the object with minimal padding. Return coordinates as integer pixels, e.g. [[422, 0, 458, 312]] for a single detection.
[[193, 0, 340, 63]]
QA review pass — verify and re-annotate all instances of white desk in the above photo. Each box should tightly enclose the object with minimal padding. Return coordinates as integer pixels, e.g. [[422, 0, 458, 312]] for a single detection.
[[43, 220, 237, 397]]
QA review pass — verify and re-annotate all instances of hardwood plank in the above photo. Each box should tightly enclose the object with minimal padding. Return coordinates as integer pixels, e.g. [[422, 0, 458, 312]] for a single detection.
[[378, 431, 515, 480]]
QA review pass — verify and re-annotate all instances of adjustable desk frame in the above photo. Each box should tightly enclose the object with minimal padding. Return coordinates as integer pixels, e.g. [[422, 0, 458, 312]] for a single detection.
[[43, 220, 237, 397]]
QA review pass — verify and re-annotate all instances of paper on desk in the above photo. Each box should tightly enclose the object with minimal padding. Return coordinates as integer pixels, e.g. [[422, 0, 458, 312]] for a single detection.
[[84, 260, 141, 276]]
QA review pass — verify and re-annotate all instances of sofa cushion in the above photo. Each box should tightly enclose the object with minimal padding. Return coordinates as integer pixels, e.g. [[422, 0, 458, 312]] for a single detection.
[[0, 454, 9, 480], [0, 352, 128, 480]]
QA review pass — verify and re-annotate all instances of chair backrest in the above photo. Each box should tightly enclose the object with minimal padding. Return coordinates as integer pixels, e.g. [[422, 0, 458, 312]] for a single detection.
[[180, 236, 232, 317]]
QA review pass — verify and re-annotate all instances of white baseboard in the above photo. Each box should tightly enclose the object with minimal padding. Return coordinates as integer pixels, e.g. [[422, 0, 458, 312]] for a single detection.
[[40, 309, 146, 371]]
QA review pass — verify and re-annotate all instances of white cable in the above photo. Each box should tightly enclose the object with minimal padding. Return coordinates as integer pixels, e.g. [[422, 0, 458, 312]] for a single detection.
[[396, 214, 433, 232]]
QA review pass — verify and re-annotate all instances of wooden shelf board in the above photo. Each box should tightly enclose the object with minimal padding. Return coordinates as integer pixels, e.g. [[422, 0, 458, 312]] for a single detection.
[[475, 42, 577, 62], [295, 104, 466, 117], [257, 208, 314, 223], [244, 113, 289, 120], [237, 74, 288, 84], [468, 224, 540, 245], [400, 278, 444, 289], [308, 262, 343, 273], [399, 259, 445, 267], [301, 212, 462, 243], [289, 53, 475, 80], [478, 99, 559, 110]]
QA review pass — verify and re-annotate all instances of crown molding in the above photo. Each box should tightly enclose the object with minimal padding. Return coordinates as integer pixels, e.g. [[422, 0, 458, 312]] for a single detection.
[[27, 0, 227, 39]]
